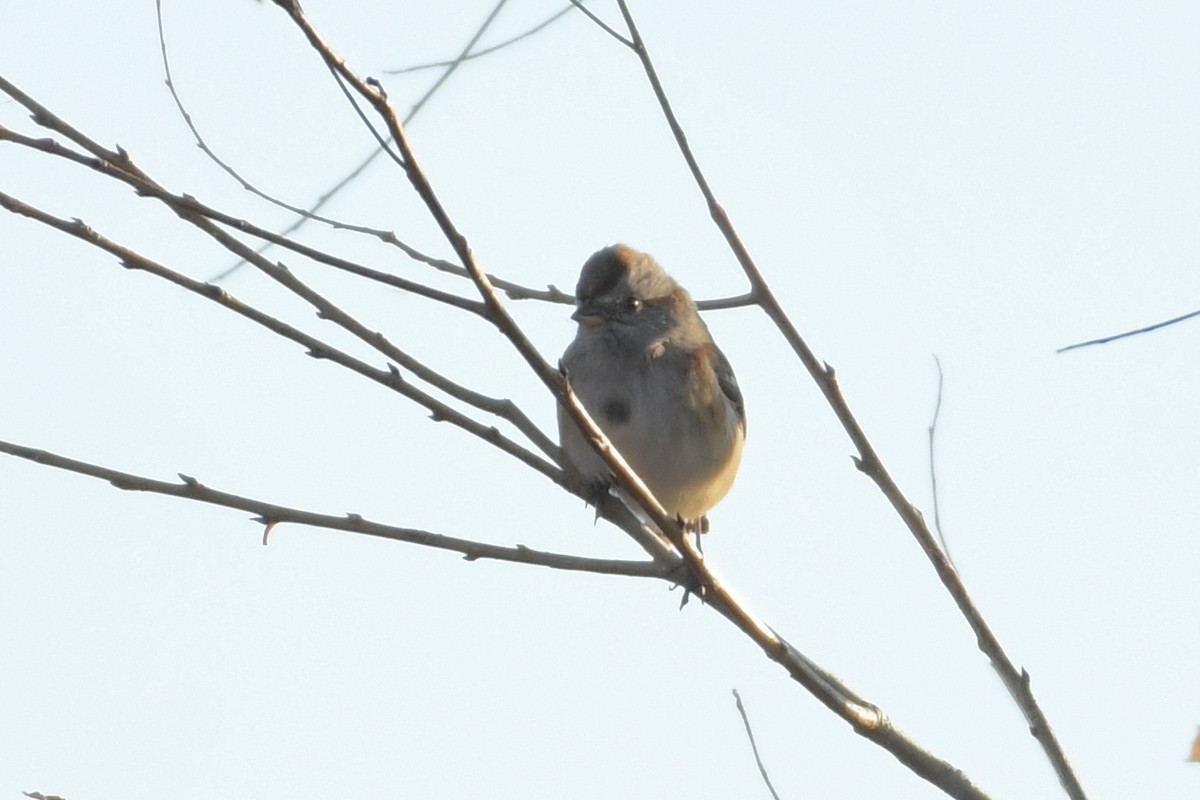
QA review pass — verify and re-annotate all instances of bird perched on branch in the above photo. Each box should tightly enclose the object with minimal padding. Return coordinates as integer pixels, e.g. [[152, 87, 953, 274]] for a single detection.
[[558, 244, 745, 534]]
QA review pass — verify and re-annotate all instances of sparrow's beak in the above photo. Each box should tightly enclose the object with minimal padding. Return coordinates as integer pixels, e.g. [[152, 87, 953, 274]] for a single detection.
[[571, 303, 605, 328]]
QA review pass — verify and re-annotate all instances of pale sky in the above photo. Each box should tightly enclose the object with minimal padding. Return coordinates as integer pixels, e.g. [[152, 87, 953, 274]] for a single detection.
[[3, 2, 1199, 798]]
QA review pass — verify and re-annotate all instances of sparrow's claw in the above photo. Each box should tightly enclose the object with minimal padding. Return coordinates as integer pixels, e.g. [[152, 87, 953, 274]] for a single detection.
[[581, 475, 617, 523]]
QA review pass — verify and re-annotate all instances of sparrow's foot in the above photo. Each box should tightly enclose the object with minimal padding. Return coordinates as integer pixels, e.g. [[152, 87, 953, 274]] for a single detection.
[[676, 514, 707, 555], [585, 475, 617, 523]]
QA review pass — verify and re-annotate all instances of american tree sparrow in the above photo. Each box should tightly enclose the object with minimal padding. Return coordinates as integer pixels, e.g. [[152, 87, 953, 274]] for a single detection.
[[559, 244, 745, 533]]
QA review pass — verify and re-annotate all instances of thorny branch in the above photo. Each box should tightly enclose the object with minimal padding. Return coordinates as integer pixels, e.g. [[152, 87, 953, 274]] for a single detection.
[[153, 0, 515, 281], [602, 1, 1086, 798], [0, 440, 664, 578], [3, 5, 995, 798], [155, 1, 747, 312], [264, 2, 996, 798], [0, 66, 678, 566], [0, 187, 562, 488], [0, 3, 1091, 798], [385, 3, 575, 75], [157, 1, 580, 306], [0, 78, 561, 466]]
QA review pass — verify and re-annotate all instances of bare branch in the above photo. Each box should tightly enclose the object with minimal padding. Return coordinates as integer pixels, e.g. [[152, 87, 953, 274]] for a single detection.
[[386, 4, 575, 75], [412, 251, 577, 305], [264, 9, 1005, 796], [154, 0, 512, 281], [732, 689, 782, 800], [2, 6, 1081, 796], [160, 10, 591, 303], [154, 6, 579, 306], [155, 0, 360, 222], [268, 0, 682, 548], [0, 189, 562, 488], [1057, 307, 1200, 353], [2, 68, 683, 564], [567, 0, 633, 48], [0, 124, 482, 314], [0, 440, 663, 578], [265, 0, 642, 595], [610, 2, 1085, 797], [696, 292, 757, 312], [928, 355, 952, 561], [0, 100, 559, 465]]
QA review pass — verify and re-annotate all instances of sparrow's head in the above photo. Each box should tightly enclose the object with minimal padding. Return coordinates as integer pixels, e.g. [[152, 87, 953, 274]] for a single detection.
[[572, 245, 693, 333]]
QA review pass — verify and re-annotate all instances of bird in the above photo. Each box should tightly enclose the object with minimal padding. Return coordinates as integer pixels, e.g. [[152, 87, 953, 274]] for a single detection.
[[558, 244, 745, 534]]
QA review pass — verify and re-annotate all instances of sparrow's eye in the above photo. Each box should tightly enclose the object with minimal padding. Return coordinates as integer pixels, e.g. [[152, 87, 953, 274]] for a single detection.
[[624, 297, 643, 313]]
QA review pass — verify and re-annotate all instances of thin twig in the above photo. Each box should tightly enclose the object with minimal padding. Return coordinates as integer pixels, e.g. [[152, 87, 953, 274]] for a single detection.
[[1057, 307, 1200, 353], [414, 253, 577, 305], [156, 0, 350, 224], [696, 292, 757, 311], [732, 689, 782, 800], [0, 189, 563, 487], [267, 7, 998, 797], [386, 4, 575, 75], [0, 124, 483, 313], [612, 2, 1082, 797], [0, 103, 562, 467], [928, 355, 952, 561], [154, 0, 444, 271], [326, 65, 407, 169], [1, 189, 673, 566], [273, 0, 705, 569], [0, 72, 570, 464], [154, 6, 578, 307], [566, 0, 633, 47], [154, 11, 592, 303], [0, 439, 664, 578], [2, 70, 678, 560], [153, 0, 512, 281], [275, 0, 686, 567]]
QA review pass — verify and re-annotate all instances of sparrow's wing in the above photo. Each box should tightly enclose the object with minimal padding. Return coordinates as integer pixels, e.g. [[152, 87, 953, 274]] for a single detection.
[[710, 343, 745, 429]]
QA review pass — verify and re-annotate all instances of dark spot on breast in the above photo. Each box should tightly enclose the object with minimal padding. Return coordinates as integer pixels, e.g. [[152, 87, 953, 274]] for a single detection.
[[601, 398, 631, 425]]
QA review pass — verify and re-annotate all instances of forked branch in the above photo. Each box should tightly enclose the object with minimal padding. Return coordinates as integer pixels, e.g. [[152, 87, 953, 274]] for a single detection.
[[264, 2, 996, 797], [603, 1, 1085, 797], [0, 439, 663, 578]]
